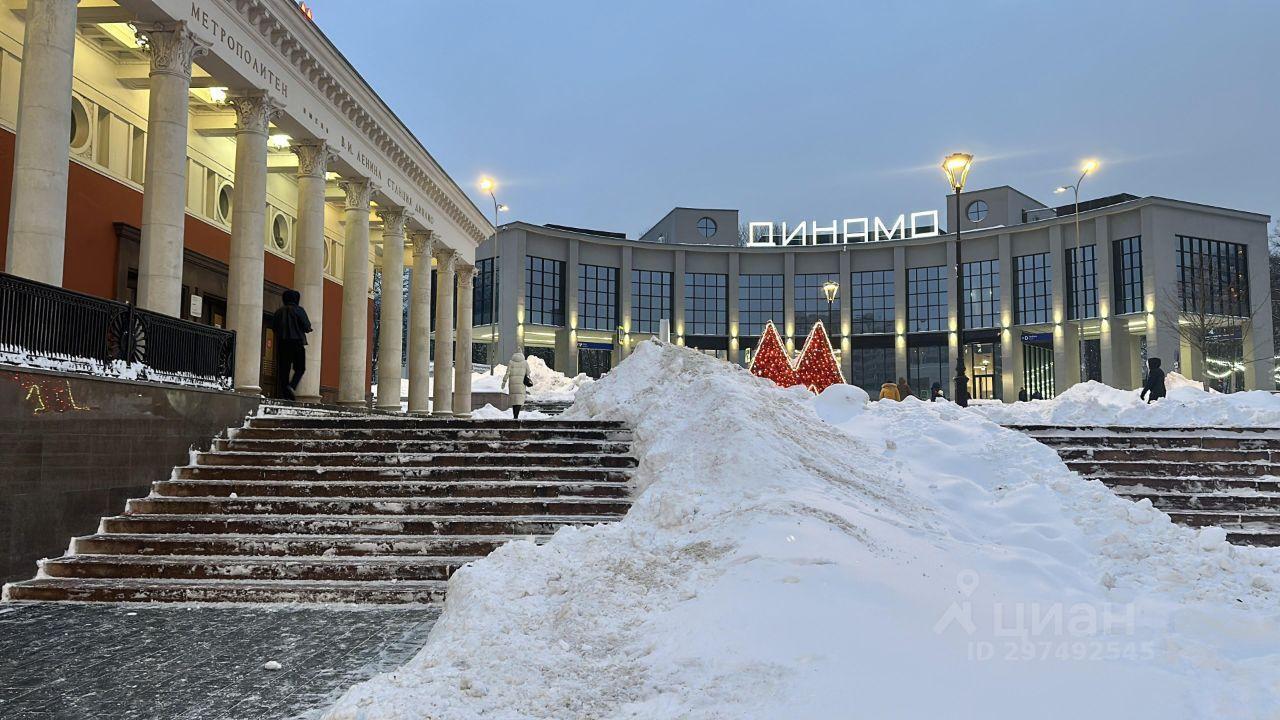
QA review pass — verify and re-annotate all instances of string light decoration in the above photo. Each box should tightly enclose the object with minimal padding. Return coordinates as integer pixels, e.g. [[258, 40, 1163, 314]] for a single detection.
[[793, 320, 845, 393], [748, 320, 846, 393], [748, 320, 799, 388]]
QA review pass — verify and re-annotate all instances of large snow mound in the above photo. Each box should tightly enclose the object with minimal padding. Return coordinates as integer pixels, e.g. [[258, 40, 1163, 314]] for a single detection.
[[324, 342, 1280, 719], [972, 372, 1280, 427]]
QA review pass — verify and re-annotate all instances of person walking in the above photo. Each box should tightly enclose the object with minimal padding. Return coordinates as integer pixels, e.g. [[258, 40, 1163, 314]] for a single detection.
[[1017, 387, 1028, 402], [878, 379, 901, 401], [953, 366, 970, 408], [929, 382, 943, 402], [501, 351, 531, 419], [896, 376, 913, 401], [271, 289, 311, 400], [1140, 357, 1167, 404]]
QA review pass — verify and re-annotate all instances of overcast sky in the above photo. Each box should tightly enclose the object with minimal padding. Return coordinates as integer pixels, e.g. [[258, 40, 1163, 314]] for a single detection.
[[313, 0, 1279, 238]]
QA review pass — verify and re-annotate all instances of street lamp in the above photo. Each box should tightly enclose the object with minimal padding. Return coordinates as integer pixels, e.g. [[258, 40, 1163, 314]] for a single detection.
[[941, 152, 974, 405], [479, 177, 509, 373], [822, 279, 839, 306], [1055, 159, 1099, 361]]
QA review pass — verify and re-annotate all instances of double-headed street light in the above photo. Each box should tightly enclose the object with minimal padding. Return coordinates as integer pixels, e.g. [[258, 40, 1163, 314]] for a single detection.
[[1055, 159, 1099, 359], [822, 279, 839, 307], [941, 152, 974, 406]]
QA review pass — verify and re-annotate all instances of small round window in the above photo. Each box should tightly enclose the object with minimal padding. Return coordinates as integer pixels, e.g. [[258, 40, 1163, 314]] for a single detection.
[[217, 184, 233, 223], [69, 96, 90, 151], [966, 199, 989, 223], [271, 214, 289, 251], [696, 216, 717, 239]]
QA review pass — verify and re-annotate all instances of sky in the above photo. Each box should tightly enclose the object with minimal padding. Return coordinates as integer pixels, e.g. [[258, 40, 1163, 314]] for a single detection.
[[311, 0, 1279, 238]]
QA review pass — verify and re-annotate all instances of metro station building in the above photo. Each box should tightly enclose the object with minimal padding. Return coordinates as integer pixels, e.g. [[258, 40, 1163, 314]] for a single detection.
[[0, 0, 489, 412], [478, 187, 1274, 400]]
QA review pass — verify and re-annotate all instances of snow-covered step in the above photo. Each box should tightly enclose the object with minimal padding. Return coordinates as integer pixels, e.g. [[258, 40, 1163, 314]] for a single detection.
[[1115, 490, 1280, 512], [215, 438, 633, 455], [231, 426, 634, 442], [39, 554, 479, 582], [125, 496, 633, 517], [100, 513, 618, 536], [1065, 460, 1280, 478], [1100, 476, 1280, 493], [153, 478, 632, 499], [1164, 509, 1280, 528], [1032, 435, 1280, 450], [175, 465, 633, 483], [71, 532, 544, 557], [3, 577, 449, 604], [194, 451, 639, 469], [1057, 448, 1280, 463], [246, 417, 627, 430]]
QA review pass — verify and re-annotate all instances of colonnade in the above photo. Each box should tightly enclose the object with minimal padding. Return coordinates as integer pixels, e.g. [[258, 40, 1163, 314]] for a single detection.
[[2, 5, 475, 415]]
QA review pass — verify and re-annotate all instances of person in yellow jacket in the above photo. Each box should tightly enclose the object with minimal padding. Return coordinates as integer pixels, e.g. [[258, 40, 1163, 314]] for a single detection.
[[878, 379, 901, 401]]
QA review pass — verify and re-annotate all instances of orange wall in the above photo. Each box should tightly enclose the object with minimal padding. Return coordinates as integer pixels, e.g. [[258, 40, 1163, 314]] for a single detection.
[[0, 127, 373, 396]]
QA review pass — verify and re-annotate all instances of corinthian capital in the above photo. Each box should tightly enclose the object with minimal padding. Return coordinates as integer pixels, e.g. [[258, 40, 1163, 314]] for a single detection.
[[410, 231, 436, 259], [456, 263, 475, 288], [228, 91, 281, 134], [291, 140, 334, 179], [379, 209, 408, 237], [433, 246, 456, 273], [137, 21, 210, 79], [340, 179, 376, 211]]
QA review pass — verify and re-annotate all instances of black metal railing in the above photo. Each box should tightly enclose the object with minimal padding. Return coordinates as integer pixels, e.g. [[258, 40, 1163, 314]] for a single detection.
[[0, 271, 235, 387]]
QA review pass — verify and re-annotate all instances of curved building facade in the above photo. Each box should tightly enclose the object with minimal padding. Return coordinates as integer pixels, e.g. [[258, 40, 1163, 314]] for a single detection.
[[476, 186, 1274, 400]]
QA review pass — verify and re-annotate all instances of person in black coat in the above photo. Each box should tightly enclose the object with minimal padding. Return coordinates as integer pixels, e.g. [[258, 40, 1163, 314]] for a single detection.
[[271, 289, 312, 400], [953, 366, 970, 408], [929, 382, 943, 402], [1140, 357, 1167, 404], [1017, 387, 1028, 402]]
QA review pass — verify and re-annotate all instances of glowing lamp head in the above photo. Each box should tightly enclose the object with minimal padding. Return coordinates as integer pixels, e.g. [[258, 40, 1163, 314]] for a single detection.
[[1054, 186, 1070, 194], [497, 204, 509, 212], [479, 177, 495, 193], [268, 134, 292, 151], [822, 279, 839, 304], [941, 152, 974, 191], [1081, 159, 1099, 174], [208, 87, 228, 104]]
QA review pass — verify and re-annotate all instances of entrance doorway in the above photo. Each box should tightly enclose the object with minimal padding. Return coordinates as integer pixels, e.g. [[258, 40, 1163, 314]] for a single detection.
[[1021, 332, 1055, 399], [963, 341, 1001, 400], [577, 344, 612, 379]]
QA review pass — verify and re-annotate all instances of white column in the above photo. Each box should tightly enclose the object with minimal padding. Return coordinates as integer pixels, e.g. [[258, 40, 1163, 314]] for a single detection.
[[407, 231, 435, 414], [5, 0, 77, 285], [338, 178, 375, 406], [134, 22, 208, 316], [290, 140, 333, 403], [453, 263, 474, 417], [432, 247, 456, 416], [376, 209, 407, 410], [226, 92, 278, 393]]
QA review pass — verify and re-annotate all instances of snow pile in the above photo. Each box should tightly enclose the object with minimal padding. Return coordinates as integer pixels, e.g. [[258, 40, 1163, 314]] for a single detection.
[[324, 341, 1280, 719], [1, 345, 231, 390], [972, 372, 1280, 427], [473, 355, 594, 402], [470, 403, 551, 421]]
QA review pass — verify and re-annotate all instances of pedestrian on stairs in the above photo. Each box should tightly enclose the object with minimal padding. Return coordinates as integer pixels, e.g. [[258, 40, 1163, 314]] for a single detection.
[[1140, 357, 1167, 404], [896, 376, 913, 401], [271, 289, 312, 400], [502, 351, 531, 419]]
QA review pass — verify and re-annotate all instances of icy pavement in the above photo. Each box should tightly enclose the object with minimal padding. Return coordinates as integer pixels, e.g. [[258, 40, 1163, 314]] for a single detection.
[[0, 603, 437, 719]]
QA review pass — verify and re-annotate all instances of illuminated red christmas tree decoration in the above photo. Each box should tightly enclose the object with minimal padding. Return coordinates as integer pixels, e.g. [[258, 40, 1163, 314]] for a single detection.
[[793, 321, 845, 393], [748, 320, 799, 388]]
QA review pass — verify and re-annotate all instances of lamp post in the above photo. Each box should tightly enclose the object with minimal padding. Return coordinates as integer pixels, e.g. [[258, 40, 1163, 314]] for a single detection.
[[941, 152, 974, 405], [1055, 159, 1099, 328], [479, 176, 508, 374]]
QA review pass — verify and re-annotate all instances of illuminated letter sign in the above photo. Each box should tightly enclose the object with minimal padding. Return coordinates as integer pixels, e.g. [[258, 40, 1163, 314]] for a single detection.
[[745, 210, 941, 246]]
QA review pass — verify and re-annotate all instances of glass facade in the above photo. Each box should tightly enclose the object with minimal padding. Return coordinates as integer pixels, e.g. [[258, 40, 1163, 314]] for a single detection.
[[1066, 245, 1098, 320], [1014, 253, 1051, 325], [630, 270, 672, 334], [907, 266, 948, 333], [473, 257, 497, 326], [1177, 235, 1250, 317], [684, 272, 727, 336], [850, 345, 895, 396], [738, 274, 784, 339], [961, 260, 999, 329], [525, 256, 565, 326], [1112, 236, 1144, 315], [795, 273, 841, 336], [908, 343, 949, 400], [577, 264, 618, 331], [850, 270, 894, 334]]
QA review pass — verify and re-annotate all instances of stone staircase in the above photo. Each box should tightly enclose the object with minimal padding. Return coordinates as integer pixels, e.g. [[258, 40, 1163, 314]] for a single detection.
[[1011, 425, 1280, 546], [3, 413, 635, 603]]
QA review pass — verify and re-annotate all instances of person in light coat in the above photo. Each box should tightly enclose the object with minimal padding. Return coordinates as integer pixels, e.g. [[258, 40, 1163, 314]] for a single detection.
[[501, 352, 529, 419]]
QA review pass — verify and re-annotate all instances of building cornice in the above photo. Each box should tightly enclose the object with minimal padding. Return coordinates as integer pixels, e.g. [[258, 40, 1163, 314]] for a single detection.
[[194, 0, 492, 245]]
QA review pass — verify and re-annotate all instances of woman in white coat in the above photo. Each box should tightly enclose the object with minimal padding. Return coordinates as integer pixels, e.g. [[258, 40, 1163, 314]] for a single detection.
[[501, 352, 529, 419]]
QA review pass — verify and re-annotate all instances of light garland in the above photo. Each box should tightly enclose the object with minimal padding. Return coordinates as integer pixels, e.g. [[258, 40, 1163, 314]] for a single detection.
[[747, 320, 846, 393]]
